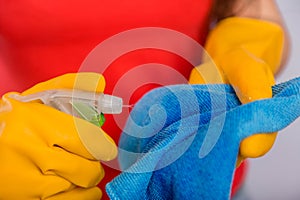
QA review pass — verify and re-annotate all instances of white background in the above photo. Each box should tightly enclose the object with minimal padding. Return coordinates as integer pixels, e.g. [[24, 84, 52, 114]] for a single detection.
[[238, 1, 300, 199]]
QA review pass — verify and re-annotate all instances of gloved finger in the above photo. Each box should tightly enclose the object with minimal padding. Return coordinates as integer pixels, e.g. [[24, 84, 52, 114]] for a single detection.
[[0, 145, 74, 199], [45, 187, 102, 200], [1, 98, 117, 161], [41, 106, 117, 161], [236, 133, 277, 167], [239, 132, 278, 159], [28, 145, 104, 188], [222, 49, 278, 159], [22, 73, 106, 95], [220, 48, 275, 104], [38, 176, 75, 199]]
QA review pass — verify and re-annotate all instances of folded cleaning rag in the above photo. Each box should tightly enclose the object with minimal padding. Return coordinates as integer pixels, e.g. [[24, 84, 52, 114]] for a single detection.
[[106, 77, 300, 200]]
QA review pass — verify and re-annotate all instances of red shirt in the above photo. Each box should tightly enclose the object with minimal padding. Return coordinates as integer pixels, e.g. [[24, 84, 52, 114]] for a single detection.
[[0, 1, 246, 199]]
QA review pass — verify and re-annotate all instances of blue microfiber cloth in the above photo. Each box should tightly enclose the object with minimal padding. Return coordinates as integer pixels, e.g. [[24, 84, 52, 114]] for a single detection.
[[106, 77, 300, 200]]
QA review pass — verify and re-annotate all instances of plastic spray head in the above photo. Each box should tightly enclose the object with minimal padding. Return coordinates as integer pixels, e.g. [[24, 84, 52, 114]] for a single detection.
[[10, 89, 125, 126], [99, 93, 123, 114]]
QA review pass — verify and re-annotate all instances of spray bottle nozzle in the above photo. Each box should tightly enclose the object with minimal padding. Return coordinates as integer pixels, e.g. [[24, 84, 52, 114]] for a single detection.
[[10, 89, 125, 127]]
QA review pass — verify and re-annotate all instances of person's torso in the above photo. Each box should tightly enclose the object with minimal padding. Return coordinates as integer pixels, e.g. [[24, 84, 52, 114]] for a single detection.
[[0, 1, 227, 199], [0, 0, 213, 94]]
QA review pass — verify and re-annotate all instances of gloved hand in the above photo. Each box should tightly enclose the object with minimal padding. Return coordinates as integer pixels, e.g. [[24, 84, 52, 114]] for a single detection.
[[107, 78, 300, 200], [189, 17, 284, 164], [0, 73, 117, 200]]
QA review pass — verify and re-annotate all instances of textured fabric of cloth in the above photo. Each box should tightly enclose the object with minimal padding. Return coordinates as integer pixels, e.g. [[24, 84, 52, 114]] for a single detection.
[[106, 77, 300, 200]]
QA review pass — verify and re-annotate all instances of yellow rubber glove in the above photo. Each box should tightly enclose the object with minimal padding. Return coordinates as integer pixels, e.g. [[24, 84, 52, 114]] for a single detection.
[[189, 17, 284, 165], [0, 73, 118, 200]]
